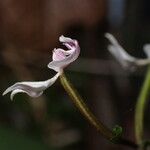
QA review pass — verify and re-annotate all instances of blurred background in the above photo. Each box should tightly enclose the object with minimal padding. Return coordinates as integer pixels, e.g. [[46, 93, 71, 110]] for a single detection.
[[0, 0, 150, 149]]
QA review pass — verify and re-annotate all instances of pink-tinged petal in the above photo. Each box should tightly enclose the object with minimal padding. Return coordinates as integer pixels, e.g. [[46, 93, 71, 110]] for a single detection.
[[48, 35, 80, 72], [3, 72, 60, 100], [52, 48, 67, 61], [105, 33, 150, 69], [59, 35, 72, 42]]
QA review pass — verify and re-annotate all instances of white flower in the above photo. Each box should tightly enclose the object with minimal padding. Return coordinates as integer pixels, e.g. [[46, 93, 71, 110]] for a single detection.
[[3, 72, 60, 100], [105, 33, 150, 69], [3, 35, 80, 100], [48, 35, 80, 72]]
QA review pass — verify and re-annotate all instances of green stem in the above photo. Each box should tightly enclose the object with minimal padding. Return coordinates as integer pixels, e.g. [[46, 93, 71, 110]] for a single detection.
[[135, 66, 150, 144], [60, 73, 138, 149], [60, 73, 113, 140]]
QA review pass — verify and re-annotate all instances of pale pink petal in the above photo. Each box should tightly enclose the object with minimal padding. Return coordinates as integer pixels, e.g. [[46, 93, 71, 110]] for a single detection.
[[48, 35, 80, 72], [52, 48, 67, 61]]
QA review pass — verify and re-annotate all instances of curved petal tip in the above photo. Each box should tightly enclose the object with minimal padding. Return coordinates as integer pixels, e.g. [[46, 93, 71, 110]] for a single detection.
[[48, 36, 80, 72]]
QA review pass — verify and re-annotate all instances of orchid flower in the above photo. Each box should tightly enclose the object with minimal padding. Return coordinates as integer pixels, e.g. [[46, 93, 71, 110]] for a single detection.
[[105, 33, 150, 69], [3, 35, 80, 100], [48, 35, 80, 72]]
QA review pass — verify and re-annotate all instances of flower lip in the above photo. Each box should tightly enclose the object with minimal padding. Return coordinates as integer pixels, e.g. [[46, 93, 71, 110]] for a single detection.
[[3, 72, 60, 100], [48, 35, 80, 72], [10, 89, 43, 100]]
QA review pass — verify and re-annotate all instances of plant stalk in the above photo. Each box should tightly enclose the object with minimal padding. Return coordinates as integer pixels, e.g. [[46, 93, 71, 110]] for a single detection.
[[60, 73, 138, 149], [135, 66, 150, 144]]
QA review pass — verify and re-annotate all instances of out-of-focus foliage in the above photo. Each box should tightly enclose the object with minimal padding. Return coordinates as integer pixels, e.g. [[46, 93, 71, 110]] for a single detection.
[[0, 126, 50, 150]]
